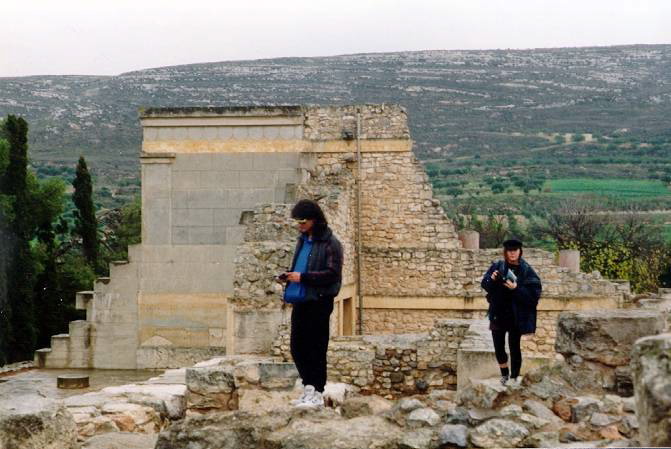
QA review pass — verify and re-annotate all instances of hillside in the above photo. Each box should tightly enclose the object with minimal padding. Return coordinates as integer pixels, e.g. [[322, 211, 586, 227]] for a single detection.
[[1, 45, 670, 211]]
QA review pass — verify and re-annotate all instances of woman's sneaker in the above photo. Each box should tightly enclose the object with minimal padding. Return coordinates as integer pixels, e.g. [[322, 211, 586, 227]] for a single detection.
[[291, 385, 314, 406], [500, 375, 509, 386], [295, 390, 324, 409]]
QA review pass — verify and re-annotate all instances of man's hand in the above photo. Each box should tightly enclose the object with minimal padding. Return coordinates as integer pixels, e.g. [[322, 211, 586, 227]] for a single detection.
[[504, 280, 517, 290], [286, 272, 301, 283], [491, 271, 499, 281]]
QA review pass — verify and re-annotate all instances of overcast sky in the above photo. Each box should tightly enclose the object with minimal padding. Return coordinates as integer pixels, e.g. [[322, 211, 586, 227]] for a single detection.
[[1, 0, 670, 77]]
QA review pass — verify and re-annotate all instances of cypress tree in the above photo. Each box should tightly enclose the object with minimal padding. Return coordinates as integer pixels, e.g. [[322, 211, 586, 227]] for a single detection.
[[72, 156, 99, 270], [2, 116, 36, 362]]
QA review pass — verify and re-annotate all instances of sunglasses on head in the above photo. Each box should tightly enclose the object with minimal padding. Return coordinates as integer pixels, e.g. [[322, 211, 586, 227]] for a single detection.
[[294, 218, 309, 224]]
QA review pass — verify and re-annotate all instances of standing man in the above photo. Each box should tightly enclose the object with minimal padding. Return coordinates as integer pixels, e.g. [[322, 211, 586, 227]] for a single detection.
[[280, 199, 343, 408], [481, 239, 542, 386]]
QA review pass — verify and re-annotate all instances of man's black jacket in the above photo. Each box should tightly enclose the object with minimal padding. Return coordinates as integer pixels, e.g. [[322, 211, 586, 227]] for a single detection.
[[481, 258, 542, 335], [289, 226, 343, 302]]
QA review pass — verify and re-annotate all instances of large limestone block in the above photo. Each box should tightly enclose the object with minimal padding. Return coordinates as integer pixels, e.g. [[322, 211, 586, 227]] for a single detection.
[[469, 418, 529, 448], [0, 395, 78, 449], [631, 332, 671, 447], [186, 365, 238, 412], [555, 310, 665, 366], [155, 410, 292, 449], [265, 414, 404, 449]]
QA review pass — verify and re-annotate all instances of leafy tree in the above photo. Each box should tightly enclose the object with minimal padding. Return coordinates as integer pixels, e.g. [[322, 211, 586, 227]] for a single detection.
[[72, 156, 99, 271]]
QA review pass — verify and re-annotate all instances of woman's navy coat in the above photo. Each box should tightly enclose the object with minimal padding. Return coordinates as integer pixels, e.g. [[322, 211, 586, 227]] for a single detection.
[[481, 258, 542, 335]]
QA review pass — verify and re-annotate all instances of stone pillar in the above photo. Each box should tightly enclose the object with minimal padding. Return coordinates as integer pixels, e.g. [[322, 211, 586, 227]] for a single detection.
[[557, 249, 580, 273], [632, 333, 671, 447], [458, 230, 479, 250]]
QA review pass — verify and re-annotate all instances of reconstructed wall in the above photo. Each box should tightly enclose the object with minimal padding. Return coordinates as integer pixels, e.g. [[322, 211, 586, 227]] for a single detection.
[[37, 104, 630, 371]]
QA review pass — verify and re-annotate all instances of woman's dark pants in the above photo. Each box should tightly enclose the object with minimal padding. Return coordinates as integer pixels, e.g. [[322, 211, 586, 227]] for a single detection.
[[290, 297, 334, 392], [491, 329, 522, 378]]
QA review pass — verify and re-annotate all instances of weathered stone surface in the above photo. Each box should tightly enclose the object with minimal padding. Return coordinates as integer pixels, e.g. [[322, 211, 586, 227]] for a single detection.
[[523, 431, 560, 448], [395, 398, 426, 413], [186, 365, 237, 412], [555, 310, 664, 366], [469, 418, 529, 448], [340, 395, 392, 419], [399, 428, 436, 449], [100, 402, 161, 432], [81, 432, 158, 449], [155, 410, 292, 449], [617, 414, 639, 438], [570, 396, 603, 423], [500, 404, 523, 418], [457, 378, 507, 409], [518, 413, 550, 430], [601, 394, 624, 414], [0, 395, 77, 449], [467, 408, 499, 425], [631, 332, 671, 447], [265, 414, 404, 449], [407, 407, 440, 428], [237, 389, 293, 413], [523, 399, 563, 425], [101, 384, 186, 419], [439, 424, 468, 447], [589, 412, 621, 427]]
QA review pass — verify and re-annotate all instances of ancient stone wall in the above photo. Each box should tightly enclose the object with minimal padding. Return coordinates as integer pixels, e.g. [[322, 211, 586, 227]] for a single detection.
[[303, 104, 409, 141], [273, 319, 471, 397]]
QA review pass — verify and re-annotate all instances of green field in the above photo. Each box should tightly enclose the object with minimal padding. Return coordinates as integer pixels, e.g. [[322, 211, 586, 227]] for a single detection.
[[547, 179, 671, 198]]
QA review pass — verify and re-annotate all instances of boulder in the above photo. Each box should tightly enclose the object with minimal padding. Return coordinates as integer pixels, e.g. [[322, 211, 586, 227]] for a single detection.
[[499, 404, 523, 418], [555, 310, 664, 367], [0, 395, 77, 449], [523, 431, 560, 448], [469, 418, 529, 448], [406, 407, 440, 428], [456, 378, 507, 409], [589, 412, 621, 427], [631, 332, 671, 447], [570, 396, 603, 423], [523, 399, 563, 425], [399, 428, 436, 449], [340, 395, 392, 419], [518, 413, 550, 430], [439, 424, 468, 447]]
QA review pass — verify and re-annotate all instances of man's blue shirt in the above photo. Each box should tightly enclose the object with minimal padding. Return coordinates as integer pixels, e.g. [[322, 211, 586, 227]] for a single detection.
[[284, 235, 313, 303]]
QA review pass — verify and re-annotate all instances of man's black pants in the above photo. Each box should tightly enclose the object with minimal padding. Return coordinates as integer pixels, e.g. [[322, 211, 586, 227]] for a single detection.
[[290, 297, 334, 392], [491, 329, 522, 378]]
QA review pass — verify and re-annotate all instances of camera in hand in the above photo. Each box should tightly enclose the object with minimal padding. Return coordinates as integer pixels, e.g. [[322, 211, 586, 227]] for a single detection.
[[495, 262, 517, 284], [276, 272, 288, 281]]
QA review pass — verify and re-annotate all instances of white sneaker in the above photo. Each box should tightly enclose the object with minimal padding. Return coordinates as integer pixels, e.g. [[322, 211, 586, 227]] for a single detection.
[[295, 388, 324, 409], [291, 385, 314, 406], [506, 376, 522, 387]]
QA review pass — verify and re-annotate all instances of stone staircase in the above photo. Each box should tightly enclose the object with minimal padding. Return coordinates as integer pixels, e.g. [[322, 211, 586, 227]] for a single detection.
[[34, 265, 129, 369]]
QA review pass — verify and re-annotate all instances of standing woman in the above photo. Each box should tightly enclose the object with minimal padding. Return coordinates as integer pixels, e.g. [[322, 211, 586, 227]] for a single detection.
[[280, 199, 343, 408], [481, 239, 542, 386]]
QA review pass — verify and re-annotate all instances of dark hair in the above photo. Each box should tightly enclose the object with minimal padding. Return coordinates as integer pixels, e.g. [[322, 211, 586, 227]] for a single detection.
[[291, 199, 328, 234]]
